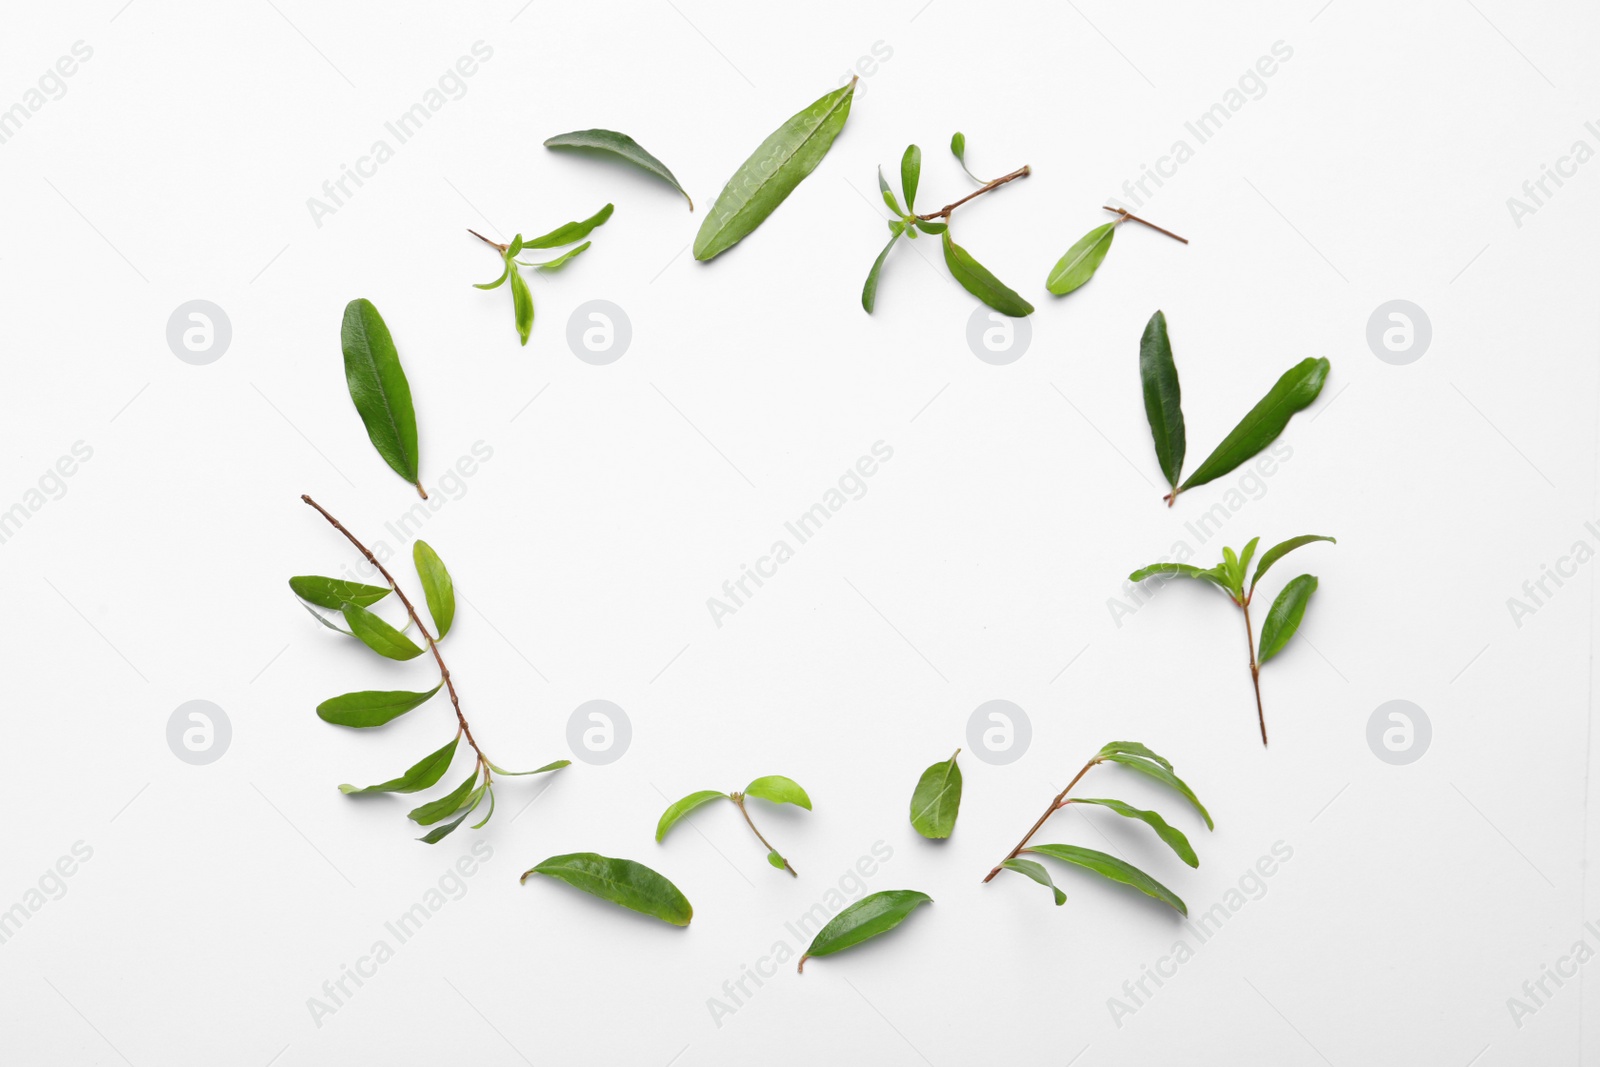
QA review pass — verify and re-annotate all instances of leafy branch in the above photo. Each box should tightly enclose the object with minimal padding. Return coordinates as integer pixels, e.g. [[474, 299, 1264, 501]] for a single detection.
[[983, 741, 1210, 914], [470, 204, 613, 346], [295, 494, 568, 842], [1129, 535, 1335, 745], [657, 775, 812, 876], [1045, 206, 1187, 297]]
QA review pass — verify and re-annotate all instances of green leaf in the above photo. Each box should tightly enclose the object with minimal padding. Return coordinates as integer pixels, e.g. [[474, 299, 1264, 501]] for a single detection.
[[744, 775, 811, 810], [1127, 561, 1232, 596], [510, 266, 533, 346], [418, 785, 486, 844], [341, 602, 426, 660], [1258, 574, 1318, 664], [655, 789, 729, 842], [909, 750, 962, 839], [525, 241, 590, 272], [1251, 535, 1336, 595], [1101, 753, 1213, 830], [1046, 222, 1116, 296], [471, 784, 496, 830], [289, 575, 389, 610], [877, 166, 904, 215], [317, 684, 442, 728], [521, 853, 693, 927], [408, 770, 479, 825], [1138, 310, 1186, 492], [950, 131, 983, 182], [1070, 798, 1198, 867], [693, 79, 856, 261], [861, 228, 902, 313], [340, 735, 459, 794], [1238, 537, 1261, 585], [543, 130, 693, 210], [1027, 844, 1186, 915], [341, 298, 422, 494], [474, 254, 511, 290], [1178, 357, 1330, 494], [508, 234, 525, 257], [767, 850, 787, 870], [941, 230, 1033, 317], [488, 759, 571, 776], [1001, 858, 1065, 905], [914, 219, 946, 235], [798, 890, 931, 971], [901, 144, 921, 212], [523, 204, 614, 249], [1095, 741, 1173, 771], [412, 540, 455, 639]]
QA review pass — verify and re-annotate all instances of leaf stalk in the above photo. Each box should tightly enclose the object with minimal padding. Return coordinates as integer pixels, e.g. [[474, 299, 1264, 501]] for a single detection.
[[731, 792, 797, 877], [917, 165, 1030, 221], [982, 754, 1101, 882]]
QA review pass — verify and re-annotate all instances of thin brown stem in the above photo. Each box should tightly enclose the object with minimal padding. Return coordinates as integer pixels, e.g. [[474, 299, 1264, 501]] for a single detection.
[[1102, 206, 1189, 244], [301, 494, 491, 772], [917, 165, 1030, 221], [733, 794, 797, 877], [467, 228, 507, 252], [1241, 599, 1267, 746], [983, 755, 1100, 882]]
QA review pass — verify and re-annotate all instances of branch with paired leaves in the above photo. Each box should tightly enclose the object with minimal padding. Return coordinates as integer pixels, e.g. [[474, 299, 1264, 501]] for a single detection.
[[984, 741, 1211, 915], [863, 133, 1033, 317], [471, 204, 613, 346], [1139, 310, 1329, 507], [1129, 535, 1335, 745], [293, 495, 569, 843], [1045, 206, 1187, 297], [657, 775, 812, 876]]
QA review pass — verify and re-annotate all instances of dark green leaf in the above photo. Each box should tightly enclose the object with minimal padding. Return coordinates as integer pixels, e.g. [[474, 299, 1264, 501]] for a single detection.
[[744, 775, 811, 809], [1178, 357, 1330, 494], [523, 204, 614, 249], [418, 784, 485, 843], [941, 230, 1033, 317], [901, 144, 921, 212], [412, 540, 455, 639], [655, 789, 728, 842], [1138, 310, 1186, 492], [1258, 574, 1318, 664], [525, 241, 590, 271], [799, 890, 931, 971], [877, 166, 903, 215], [340, 735, 459, 794], [1045, 222, 1116, 296], [317, 684, 442, 728], [1027, 844, 1186, 914], [1101, 753, 1213, 830], [544, 130, 693, 210], [1001, 858, 1065, 905], [341, 298, 422, 494], [289, 575, 389, 610], [342, 602, 425, 660], [694, 79, 856, 261], [488, 759, 571, 777], [408, 770, 479, 826], [861, 228, 902, 313], [1095, 741, 1172, 771], [1251, 535, 1336, 594], [909, 750, 962, 839], [510, 267, 533, 346], [521, 853, 693, 927], [1071, 798, 1198, 867]]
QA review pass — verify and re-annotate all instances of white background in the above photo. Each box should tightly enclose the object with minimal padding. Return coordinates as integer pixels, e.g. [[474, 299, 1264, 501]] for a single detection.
[[2, 0, 1596, 1063]]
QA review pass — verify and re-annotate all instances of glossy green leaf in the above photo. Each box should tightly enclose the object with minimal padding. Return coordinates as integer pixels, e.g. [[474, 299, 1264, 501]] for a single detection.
[[655, 789, 728, 842], [766, 850, 787, 870], [289, 575, 389, 610], [412, 540, 454, 639], [522, 853, 693, 927], [418, 785, 485, 844], [408, 770, 479, 825], [474, 254, 511, 290], [877, 166, 903, 215], [1027, 844, 1186, 914], [941, 230, 1033, 317], [1071, 798, 1198, 867], [544, 130, 693, 210], [488, 759, 571, 777], [861, 227, 902, 313], [1251, 535, 1336, 595], [525, 241, 590, 271], [1046, 222, 1116, 296], [798, 890, 931, 971], [523, 204, 614, 249], [1101, 753, 1213, 830], [1178, 357, 1330, 494], [1127, 561, 1231, 596], [317, 683, 442, 727], [909, 750, 962, 839], [914, 219, 946, 235], [901, 144, 921, 212], [340, 735, 459, 794], [1001, 858, 1065, 905], [744, 775, 811, 810], [1138, 310, 1186, 491], [510, 267, 533, 346], [342, 602, 425, 660], [1259, 574, 1318, 664], [693, 79, 856, 261], [341, 298, 422, 494]]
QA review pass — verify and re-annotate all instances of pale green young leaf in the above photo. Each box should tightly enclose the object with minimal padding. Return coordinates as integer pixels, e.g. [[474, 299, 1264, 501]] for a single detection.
[[655, 790, 729, 842]]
